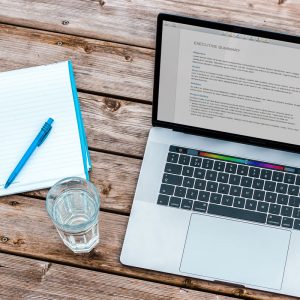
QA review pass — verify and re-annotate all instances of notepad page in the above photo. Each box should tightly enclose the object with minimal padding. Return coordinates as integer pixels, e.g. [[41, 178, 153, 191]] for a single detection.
[[0, 61, 86, 196]]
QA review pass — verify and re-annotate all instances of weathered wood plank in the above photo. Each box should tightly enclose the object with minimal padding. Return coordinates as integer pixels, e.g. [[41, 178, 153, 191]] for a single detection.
[[25, 150, 142, 214], [0, 0, 300, 48], [0, 253, 232, 300], [79, 92, 151, 157], [0, 24, 154, 101], [0, 195, 294, 300]]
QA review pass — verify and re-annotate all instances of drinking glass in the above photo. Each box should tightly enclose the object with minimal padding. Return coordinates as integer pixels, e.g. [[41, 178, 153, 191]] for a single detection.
[[46, 177, 100, 253]]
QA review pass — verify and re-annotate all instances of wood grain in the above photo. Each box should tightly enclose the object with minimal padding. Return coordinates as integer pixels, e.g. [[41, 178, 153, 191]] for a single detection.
[[0, 0, 300, 48], [0, 253, 233, 300], [25, 150, 142, 214], [0, 24, 154, 101], [0, 195, 294, 300], [79, 92, 151, 157]]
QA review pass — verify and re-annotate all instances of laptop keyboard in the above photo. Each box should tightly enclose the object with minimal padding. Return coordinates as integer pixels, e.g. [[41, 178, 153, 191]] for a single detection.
[[157, 145, 300, 231]]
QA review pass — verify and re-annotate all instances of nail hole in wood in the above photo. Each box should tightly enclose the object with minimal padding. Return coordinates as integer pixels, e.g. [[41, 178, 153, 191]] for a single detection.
[[0, 236, 9, 243], [57, 41, 63, 46], [125, 55, 133, 62], [62, 20, 69, 25]]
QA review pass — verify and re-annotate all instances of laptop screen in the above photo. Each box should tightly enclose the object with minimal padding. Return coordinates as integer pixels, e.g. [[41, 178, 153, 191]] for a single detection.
[[156, 18, 300, 149]]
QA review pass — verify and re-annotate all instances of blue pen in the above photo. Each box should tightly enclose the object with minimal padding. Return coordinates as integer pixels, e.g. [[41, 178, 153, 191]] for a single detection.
[[4, 118, 54, 189]]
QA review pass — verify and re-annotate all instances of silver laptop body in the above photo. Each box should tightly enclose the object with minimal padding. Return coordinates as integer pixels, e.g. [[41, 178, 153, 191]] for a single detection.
[[121, 14, 300, 297]]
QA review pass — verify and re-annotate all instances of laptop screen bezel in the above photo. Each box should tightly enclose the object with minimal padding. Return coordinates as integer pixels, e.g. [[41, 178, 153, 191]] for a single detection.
[[152, 13, 300, 153]]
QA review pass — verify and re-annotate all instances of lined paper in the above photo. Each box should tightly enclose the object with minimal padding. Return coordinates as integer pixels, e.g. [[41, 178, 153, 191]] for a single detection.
[[0, 61, 88, 196]]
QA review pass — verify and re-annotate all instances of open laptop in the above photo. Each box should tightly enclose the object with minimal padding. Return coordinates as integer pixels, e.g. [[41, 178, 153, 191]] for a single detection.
[[121, 13, 300, 297]]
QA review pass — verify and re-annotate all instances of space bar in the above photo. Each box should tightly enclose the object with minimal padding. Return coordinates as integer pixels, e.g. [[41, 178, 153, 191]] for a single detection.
[[207, 204, 267, 224]]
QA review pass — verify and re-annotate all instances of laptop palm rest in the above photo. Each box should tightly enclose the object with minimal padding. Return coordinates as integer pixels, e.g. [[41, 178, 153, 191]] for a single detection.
[[180, 214, 291, 290]]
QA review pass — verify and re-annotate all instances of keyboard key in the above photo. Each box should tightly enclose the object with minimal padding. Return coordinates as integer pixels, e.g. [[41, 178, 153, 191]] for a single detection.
[[210, 193, 222, 204], [277, 194, 288, 205], [282, 217, 293, 228], [289, 196, 300, 207], [181, 199, 193, 210], [186, 189, 198, 200], [174, 187, 186, 198], [202, 159, 214, 169], [182, 166, 194, 177], [293, 208, 300, 219], [157, 194, 169, 206], [213, 161, 225, 172], [272, 171, 284, 182], [198, 191, 210, 202], [182, 177, 194, 188], [194, 179, 206, 190], [257, 201, 269, 212], [164, 163, 182, 175], [218, 183, 230, 194], [160, 184, 175, 195], [205, 170, 217, 181], [249, 167, 260, 178], [276, 183, 288, 194], [281, 206, 292, 217], [267, 214, 282, 226], [194, 168, 206, 179], [237, 165, 249, 176], [245, 199, 257, 210], [252, 179, 264, 190], [253, 190, 265, 201], [296, 175, 300, 186], [206, 181, 218, 192], [287, 185, 299, 196], [269, 204, 281, 215], [178, 155, 190, 165], [265, 192, 277, 203], [190, 157, 202, 167], [169, 196, 181, 208], [222, 195, 233, 206], [225, 163, 237, 174], [167, 152, 179, 163], [294, 219, 300, 230], [264, 181, 276, 192], [241, 188, 254, 199], [229, 174, 241, 185], [233, 197, 245, 208], [217, 172, 229, 183], [229, 185, 242, 197], [208, 204, 267, 223], [284, 173, 296, 184], [240, 177, 253, 187], [193, 201, 208, 212], [162, 173, 183, 186], [260, 169, 272, 180]]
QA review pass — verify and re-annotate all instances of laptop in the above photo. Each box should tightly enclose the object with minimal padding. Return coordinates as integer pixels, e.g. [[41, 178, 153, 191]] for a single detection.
[[121, 13, 300, 297]]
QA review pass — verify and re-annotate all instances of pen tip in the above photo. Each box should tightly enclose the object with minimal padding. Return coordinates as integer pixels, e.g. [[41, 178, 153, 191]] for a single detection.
[[4, 182, 10, 189]]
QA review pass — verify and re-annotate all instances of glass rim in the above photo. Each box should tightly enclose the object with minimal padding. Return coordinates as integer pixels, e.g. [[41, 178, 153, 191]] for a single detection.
[[46, 177, 100, 233]]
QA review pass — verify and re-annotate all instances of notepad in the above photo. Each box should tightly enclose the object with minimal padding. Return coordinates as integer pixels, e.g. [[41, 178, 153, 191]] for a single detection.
[[0, 61, 91, 196]]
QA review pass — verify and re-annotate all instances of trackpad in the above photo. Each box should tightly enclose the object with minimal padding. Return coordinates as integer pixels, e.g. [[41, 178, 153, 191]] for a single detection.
[[180, 214, 291, 290]]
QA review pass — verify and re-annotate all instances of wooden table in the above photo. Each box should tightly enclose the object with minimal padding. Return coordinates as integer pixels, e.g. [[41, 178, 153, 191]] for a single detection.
[[0, 1, 299, 299]]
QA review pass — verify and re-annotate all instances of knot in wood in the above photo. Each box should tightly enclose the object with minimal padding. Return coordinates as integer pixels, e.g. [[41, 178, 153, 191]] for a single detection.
[[57, 41, 63, 46], [84, 44, 94, 54], [99, 0, 105, 7], [9, 200, 19, 206], [62, 20, 69, 25], [102, 184, 112, 196], [233, 288, 246, 297], [104, 98, 121, 112], [124, 55, 133, 62], [13, 238, 25, 246], [0, 236, 9, 243]]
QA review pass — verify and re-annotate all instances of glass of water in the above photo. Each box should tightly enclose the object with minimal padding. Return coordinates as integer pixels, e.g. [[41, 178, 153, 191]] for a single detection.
[[46, 177, 100, 253]]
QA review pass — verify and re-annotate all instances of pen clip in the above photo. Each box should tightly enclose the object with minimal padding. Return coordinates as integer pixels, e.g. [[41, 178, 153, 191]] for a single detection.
[[38, 129, 51, 146]]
